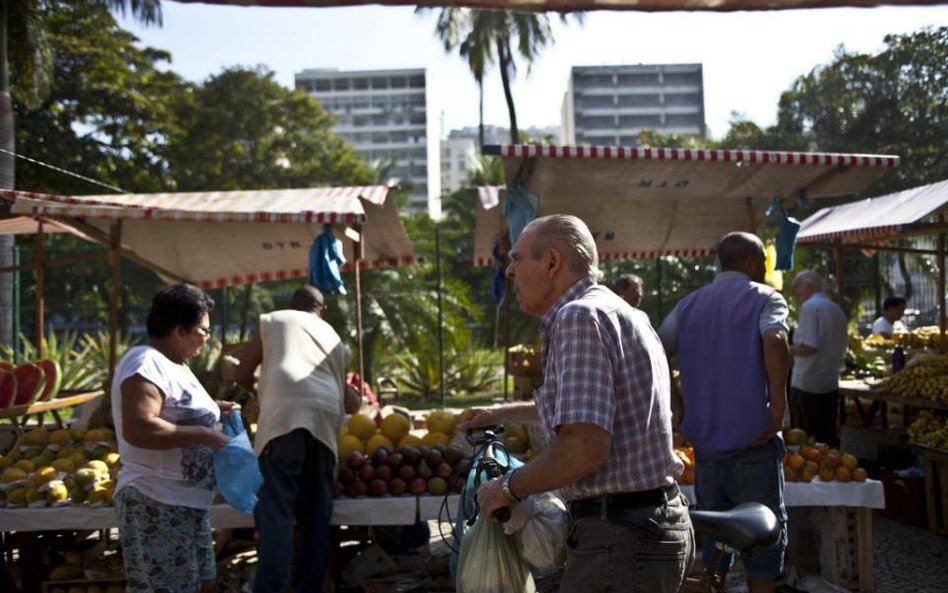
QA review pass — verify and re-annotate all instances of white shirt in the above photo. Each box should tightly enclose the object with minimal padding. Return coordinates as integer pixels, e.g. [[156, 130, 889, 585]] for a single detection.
[[791, 293, 849, 393], [112, 345, 220, 509], [871, 316, 907, 338]]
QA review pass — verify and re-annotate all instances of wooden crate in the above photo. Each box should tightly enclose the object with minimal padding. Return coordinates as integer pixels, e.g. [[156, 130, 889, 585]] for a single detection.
[[822, 507, 875, 592], [917, 445, 948, 535]]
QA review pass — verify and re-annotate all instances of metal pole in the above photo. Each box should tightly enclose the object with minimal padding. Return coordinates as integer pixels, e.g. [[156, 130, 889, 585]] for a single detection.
[[109, 221, 122, 374], [353, 228, 365, 390], [35, 221, 44, 359], [12, 244, 18, 363], [833, 243, 844, 307], [436, 224, 445, 408]]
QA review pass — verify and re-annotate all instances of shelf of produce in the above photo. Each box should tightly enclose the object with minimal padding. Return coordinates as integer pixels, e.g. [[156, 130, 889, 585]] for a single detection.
[[0, 391, 105, 435], [0, 495, 464, 533], [839, 380, 948, 430]]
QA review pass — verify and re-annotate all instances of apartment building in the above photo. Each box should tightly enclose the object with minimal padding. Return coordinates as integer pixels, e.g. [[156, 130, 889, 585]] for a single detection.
[[561, 64, 706, 146], [440, 136, 479, 195], [295, 68, 441, 218]]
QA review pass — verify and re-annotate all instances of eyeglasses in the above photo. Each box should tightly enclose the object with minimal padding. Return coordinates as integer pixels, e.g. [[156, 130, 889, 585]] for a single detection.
[[195, 325, 212, 338]]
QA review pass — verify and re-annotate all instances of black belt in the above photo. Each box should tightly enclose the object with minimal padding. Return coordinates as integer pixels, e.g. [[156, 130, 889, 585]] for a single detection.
[[569, 484, 679, 518]]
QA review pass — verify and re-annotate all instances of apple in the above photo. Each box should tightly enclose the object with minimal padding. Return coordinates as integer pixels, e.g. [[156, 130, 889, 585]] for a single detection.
[[386, 452, 404, 469], [346, 479, 368, 497], [435, 462, 454, 479], [388, 478, 407, 496], [426, 449, 443, 467], [375, 465, 394, 482], [337, 466, 356, 484], [359, 464, 376, 482], [427, 476, 447, 496], [398, 464, 416, 482], [371, 447, 390, 466], [368, 478, 388, 497], [408, 477, 428, 495], [399, 446, 420, 466], [416, 461, 433, 480], [345, 451, 365, 470]]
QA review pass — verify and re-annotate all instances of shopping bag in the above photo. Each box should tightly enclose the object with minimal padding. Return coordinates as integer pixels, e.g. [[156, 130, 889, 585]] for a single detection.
[[213, 410, 264, 514], [502, 493, 569, 572], [456, 514, 536, 593]]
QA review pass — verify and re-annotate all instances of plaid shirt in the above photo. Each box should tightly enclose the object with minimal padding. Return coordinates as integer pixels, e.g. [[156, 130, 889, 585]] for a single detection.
[[536, 277, 682, 501]]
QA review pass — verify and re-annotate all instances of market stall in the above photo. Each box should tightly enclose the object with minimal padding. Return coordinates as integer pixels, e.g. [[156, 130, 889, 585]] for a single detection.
[[798, 178, 948, 537], [0, 186, 417, 386]]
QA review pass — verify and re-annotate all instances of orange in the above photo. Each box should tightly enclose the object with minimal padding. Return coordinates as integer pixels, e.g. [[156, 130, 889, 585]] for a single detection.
[[802, 445, 822, 463], [822, 453, 842, 469], [347, 413, 378, 441], [852, 468, 868, 482], [800, 468, 815, 482], [840, 453, 859, 470], [380, 413, 411, 443], [804, 460, 820, 475], [835, 466, 852, 483], [365, 434, 395, 456], [814, 442, 830, 455], [787, 453, 805, 471], [818, 466, 836, 482]]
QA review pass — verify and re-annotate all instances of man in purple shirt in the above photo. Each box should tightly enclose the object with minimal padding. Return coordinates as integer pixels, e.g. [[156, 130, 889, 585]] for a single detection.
[[459, 214, 693, 593], [658, 231, 790, 593]]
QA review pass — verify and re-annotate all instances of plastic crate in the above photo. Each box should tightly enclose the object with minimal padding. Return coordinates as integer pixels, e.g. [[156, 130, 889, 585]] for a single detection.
[[880, 470, 926, 528]]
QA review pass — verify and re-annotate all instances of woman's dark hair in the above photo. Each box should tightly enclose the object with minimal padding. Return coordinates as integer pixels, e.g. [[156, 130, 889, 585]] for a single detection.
[[146, 283, 215, 338]]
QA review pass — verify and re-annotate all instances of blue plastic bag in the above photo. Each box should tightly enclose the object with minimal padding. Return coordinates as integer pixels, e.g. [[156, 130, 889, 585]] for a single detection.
[[213, 410, 264, 514]]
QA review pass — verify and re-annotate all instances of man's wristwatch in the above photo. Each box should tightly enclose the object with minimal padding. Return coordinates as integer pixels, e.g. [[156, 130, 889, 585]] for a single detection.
[[500, 470, 522, 505]]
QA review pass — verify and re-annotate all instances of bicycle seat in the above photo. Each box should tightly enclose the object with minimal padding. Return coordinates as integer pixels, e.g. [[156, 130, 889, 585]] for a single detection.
[[689, 502, 780, 556]]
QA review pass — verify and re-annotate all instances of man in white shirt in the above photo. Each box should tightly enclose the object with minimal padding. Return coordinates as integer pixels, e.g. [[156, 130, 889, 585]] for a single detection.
[[236, 287, 349, 593], [789, 270, 848, 446], [871, 296, 908, 338]]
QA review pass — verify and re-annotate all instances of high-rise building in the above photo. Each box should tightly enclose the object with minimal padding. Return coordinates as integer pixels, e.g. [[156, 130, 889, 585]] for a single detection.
[[295, 68, 441, 218], [561, 64, 706, 146], [440, 136, 479, 195]]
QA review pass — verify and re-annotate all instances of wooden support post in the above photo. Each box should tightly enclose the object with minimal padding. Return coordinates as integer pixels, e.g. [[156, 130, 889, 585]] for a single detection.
[[854, 507, 875, 592], [35, 221, 45, 359], [109, 221, 122, 375]]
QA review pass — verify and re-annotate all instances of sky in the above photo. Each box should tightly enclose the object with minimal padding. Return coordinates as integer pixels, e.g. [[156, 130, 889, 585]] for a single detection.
[[119, 3, 948, 141]]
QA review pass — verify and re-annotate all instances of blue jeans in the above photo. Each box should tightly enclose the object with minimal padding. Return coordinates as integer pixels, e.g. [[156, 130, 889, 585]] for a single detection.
[[253, 429, 335, 593], [694, 438, 788, 579], [559, 491, 694, 593]]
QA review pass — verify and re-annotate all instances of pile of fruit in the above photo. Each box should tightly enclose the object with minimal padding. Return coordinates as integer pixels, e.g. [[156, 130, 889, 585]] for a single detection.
[[334, 409, 476, 497], [862, 325, 945, 350], [783, 428, 868, 483], [334, 443, 471, 498], [875, 353, 948, 401], [0, 359, 62, 409], [907, 410, 948, 450], [46, 546, 125, 593], [0, 426, 119, 507]]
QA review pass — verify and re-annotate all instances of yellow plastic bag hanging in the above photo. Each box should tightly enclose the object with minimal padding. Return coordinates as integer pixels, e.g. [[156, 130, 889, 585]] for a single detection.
[[764, 242, 783, 290]]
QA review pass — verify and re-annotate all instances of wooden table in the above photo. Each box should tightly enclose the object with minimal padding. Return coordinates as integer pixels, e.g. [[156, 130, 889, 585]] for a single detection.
[[838, 379, 948, 429], [0, 391, 105, 436]]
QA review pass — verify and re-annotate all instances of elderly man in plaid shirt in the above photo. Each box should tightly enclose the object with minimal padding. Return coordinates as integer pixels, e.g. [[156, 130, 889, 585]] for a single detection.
[[459, 214, 693, 593]]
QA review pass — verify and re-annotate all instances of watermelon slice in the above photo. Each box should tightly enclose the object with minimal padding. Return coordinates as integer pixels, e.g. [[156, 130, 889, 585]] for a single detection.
[[0, 370, 17, 409], [34, 359, 63, 402], [12, 362, 46, 406]]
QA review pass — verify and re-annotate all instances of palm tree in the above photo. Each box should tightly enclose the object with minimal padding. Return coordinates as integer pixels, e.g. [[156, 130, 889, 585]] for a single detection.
[[0, 0, 161, 345], [425, 8, 581, 145]]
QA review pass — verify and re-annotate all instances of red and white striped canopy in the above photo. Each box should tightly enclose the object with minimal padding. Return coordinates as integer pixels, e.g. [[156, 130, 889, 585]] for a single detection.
[[474, 144, 898, 264], [1, 187, 416, 289], [170, 0, 944, 13], [798, 178, 948, 244]]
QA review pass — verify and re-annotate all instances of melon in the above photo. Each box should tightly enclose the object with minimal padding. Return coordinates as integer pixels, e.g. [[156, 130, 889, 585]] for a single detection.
[[0, 370, 17, 409], [34, 359, 62, 401], [12, 363, 46, 406]]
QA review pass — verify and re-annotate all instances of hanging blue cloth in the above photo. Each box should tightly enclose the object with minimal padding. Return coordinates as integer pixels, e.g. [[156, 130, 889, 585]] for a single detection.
[[503, 179, 538, 247], [489, 239, 506, 304], [776, 214, 801, 271], [309, 224, 347, 295]]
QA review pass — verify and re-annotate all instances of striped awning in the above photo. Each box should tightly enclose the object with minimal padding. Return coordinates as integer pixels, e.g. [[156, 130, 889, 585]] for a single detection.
[[170, 0, 944, 13], [1, 187, 416, 289], [473, 144, 898, 264], [798, 178, 948, 244]]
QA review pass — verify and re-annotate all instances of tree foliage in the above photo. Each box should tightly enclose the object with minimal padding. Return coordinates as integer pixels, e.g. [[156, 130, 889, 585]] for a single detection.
[[166, 66, 371, 191], [771, 26, 948, 193]]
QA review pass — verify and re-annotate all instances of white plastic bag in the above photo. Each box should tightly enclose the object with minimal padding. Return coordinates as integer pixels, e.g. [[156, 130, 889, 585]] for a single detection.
[[457, 514, 536, 593], [502, 493, 569, 572]]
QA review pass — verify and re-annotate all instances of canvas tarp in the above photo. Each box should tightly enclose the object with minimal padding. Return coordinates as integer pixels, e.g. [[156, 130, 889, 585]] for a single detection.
[[1, 187, 416, 289], [473, 145, 899, 265], [797, 178, 948, 244]]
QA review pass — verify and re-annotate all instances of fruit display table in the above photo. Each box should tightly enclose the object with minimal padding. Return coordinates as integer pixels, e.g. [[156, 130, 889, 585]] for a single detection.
[[0, 494, 464, 532], [0, 391, 105, 436], [838, 379, 948, 429]]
